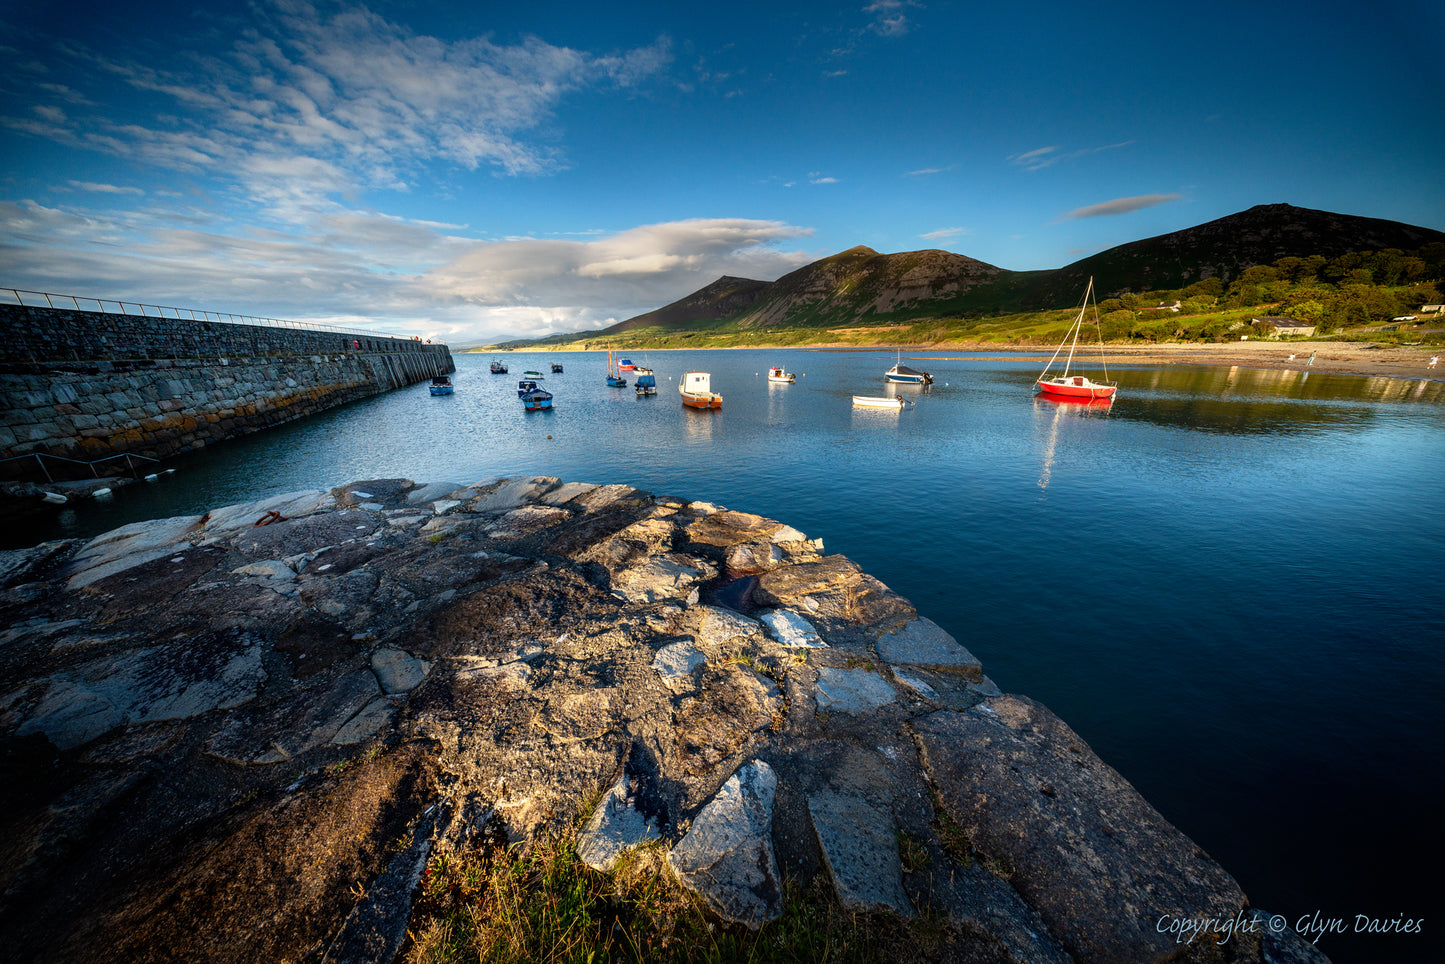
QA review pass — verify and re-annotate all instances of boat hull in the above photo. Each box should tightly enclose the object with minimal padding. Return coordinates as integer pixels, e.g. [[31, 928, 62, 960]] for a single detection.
[[681, 392, 722, 409], [428, 386, 453, 395], [522, 391, 553, 411], [1036, 376, 1117, 399], [853, 395, 905, 409], [606, 376, 628, 387]]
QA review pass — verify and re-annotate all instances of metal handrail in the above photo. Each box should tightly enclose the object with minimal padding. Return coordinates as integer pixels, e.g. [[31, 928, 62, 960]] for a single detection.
[[0, 450, 161, 483], [1, 286, 445, 345]]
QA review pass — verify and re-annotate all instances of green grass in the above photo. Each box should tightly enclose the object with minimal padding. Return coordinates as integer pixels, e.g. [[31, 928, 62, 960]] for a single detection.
[[403, 821, 934, 964]]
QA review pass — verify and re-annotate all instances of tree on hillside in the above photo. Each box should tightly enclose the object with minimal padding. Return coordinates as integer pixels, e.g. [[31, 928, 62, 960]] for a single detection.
[[1183, 278, 1223, 300]]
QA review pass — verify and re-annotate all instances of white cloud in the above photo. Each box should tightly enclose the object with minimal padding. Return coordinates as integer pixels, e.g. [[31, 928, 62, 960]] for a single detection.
[[864, 0, 916, 36], [11, 1, 672, 215], [919, 226, 967, 240], [810, 176, 839, 184], [1059, 194, 1182, 220], [66, 181, 145, 195], [906, 167, 943, 176], [0, 202, 815, 343], [1010, 141, 1134, 172], [1009, 146, 1060, 170]]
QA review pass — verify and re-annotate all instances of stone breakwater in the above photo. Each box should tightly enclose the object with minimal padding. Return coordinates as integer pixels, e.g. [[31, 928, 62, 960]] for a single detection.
[[0, 304, 452, 473], [0, 477, 1328, 963]]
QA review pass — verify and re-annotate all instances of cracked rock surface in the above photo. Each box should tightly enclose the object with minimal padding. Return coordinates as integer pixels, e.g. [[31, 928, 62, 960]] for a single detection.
[[0, 476, 1312, 963]]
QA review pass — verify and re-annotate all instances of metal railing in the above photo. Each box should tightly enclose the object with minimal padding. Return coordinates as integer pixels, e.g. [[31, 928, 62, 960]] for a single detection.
[[0, 450, 162, 483], [1, 287, 442, 344]]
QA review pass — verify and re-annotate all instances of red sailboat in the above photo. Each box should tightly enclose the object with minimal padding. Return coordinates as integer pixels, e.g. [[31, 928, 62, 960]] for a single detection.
[[1036, 277, 1118, 400]]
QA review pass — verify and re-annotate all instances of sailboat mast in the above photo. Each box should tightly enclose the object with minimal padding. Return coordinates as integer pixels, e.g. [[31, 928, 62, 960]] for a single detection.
[[1062, 277, 1093, 376]]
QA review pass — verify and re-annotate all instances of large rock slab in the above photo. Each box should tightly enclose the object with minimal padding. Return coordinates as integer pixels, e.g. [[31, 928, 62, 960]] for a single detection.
[[17, 631, 266, 749], [208, 669, 381, 765], [696, 605, 762, 650], [668, 760, 782, 928], [758, 609, 826, 648], [753, 555, 915, 626], [875, 617, 981, 679], [807, 791, 913, 916], [194, 489, 332, 541], [912, 696, 1254, 964], [651, 640, 707, 692], [685, 510, 793, 547], [63, 514, 205, 589], [610, 555, 712, 605], [465, 476, 560, 513], [232, 510, 378, 559], [815, 666, 896, 714]]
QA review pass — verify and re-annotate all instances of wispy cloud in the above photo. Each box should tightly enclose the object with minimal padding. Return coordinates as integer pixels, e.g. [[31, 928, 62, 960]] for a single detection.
[[920, 226, 967, 240], [65, 181, 145, 195], [810, 176, 839, 184], [864, 1, 918, 37], [9, 1, 673, 218], [1010, 140, 1134, 171], [1009, 146, 1060, 171], [1059, 194, 1182, 220], [906, 167, 944, 176]]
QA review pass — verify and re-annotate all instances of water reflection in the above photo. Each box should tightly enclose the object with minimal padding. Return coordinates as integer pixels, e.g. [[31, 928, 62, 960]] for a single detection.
[[1033, 394, 1112, 493]]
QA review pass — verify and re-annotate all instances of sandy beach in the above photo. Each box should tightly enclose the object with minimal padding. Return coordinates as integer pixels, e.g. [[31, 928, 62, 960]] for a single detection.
[[928, 341, 1443, 381]]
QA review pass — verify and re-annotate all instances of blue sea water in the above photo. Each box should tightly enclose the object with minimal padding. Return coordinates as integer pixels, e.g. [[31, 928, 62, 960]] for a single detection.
[[19, 348, 1445, 962]]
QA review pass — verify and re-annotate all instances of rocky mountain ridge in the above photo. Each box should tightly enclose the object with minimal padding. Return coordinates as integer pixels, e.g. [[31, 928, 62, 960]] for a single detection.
[[511, 204, 1445, 346]]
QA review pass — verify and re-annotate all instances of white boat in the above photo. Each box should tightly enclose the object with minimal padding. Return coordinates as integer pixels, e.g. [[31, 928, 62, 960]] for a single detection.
[[680, 372, 722, 409], [1036, 277, 1118, 400], [852, 394, 909, 409], [767, 366, 796, 383], [885, 350, 933, 385]]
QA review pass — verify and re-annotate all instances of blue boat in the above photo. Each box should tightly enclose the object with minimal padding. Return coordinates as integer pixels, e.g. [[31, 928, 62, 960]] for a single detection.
[[606, 350, 627, 387], [885, 350, 933, 385], [428, 375, 453, 396], [522, 388, 553, 411], [634, 368, 657, 397], [517, 379, 539, 397]]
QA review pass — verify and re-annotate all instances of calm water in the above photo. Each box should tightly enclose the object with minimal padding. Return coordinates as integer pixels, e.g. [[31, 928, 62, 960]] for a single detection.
[[19, 349, 1445, 962]]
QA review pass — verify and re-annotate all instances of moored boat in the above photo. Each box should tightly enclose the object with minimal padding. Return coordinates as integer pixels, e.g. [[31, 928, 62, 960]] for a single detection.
[[680, 372, 722, 409], [428, 375, 454, 396], [885, 352, 933, 385], [522, 388, 553, 411], [1036, 277, 1118, 400], [523, 370, 544, 378], [490, 360, 508, 374], [618, 358, 636, 371], [853, 394, 909, 409], [606, 350, 627, 387], [634, 368, 657, 396], [767, 367, 796, 383], [517, 379, 539, 397], [551, 363, 564, 373]]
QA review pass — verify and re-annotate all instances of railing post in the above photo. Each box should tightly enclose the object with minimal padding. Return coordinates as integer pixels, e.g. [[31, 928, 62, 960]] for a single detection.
[[35, 453, 54, 483]]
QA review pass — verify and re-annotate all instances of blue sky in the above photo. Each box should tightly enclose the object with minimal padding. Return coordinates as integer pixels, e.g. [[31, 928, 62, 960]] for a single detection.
[[2, 0, 1441, 344]]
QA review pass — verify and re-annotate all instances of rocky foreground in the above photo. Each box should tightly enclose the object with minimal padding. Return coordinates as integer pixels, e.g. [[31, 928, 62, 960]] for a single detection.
[[0, 477, 1326, 963]]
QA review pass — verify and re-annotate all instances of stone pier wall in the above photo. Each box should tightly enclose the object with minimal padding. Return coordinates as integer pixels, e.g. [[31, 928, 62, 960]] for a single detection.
[[0, 304, 454, 477]]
